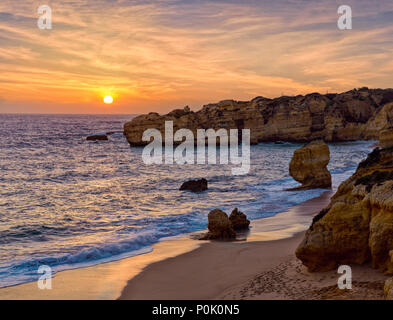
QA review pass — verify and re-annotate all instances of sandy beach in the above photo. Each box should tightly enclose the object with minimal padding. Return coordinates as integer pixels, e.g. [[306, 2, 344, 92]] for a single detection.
[[0, 190, 388, 300], [119, 191, 388, 300], [3, 0, 393, 304]]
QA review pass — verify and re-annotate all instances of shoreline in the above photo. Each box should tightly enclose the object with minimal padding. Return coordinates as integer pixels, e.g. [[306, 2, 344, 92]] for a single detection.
[[1, 189, 387, 300], [0, 191, 330, 300], [118, 191, 333, 300], [119, 189, 388, 300], [0, 235, 201, 300]]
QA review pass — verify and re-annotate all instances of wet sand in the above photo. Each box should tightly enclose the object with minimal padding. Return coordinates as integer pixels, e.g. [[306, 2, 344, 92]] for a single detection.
[[1, 190, 387, 300], [0, 191, 330, 300], [119, 190, 388, 300], [0, 237, 201, 300]]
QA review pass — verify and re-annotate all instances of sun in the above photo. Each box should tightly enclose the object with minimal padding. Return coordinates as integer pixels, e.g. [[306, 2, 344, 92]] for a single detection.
[[103, 96, 113, 104]]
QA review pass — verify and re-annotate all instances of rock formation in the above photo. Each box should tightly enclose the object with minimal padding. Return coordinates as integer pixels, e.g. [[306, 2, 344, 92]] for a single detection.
[[200, 209, 236, 240], [296, 146, 393, 274], [179, 178, 208, 192], [385, 277, 393, 300], [379, 128, 393, 149], [385, 252, 393, 300], [229, 208, 250, 230], [86, 134, 108, 141], [124, 88, 393, 146], [200, 208, 251, 239], [289, 140, 332, 190]]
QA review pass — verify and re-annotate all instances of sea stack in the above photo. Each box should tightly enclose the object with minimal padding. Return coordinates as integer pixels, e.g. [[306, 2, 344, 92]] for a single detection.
[[229, 208, 250, 230], [289, 140, 332, 190], [200, 209, 236, 240], [296, 147, 393, 279]]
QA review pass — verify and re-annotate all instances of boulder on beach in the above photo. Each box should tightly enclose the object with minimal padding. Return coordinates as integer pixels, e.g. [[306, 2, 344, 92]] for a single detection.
[[296, 147, 393, 274], [229, 208, 250, 230], [289, 140, 332, 190], [179, 178, 208, 192], [200, 209, 236, 240], [86, 134, 108, 141]]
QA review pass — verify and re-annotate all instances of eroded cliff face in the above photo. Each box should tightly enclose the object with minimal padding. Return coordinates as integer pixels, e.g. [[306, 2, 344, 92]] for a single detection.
[[296, 143, 393, 275], [379, 128, 393, 149], [124, 88, 393, 146], [289, 140, 331, 190], [385, 273, 393, 300]]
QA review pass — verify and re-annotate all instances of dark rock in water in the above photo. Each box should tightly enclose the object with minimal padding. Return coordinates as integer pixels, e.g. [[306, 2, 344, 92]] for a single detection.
[[179, 178, 208, 192], [200, 209, 236, 240], [229, 208, 250, 230], [379, 128, 393, 149], [86, 134, 108, 141], [106, 131, 123, 136], [274, 141, 284, 144]]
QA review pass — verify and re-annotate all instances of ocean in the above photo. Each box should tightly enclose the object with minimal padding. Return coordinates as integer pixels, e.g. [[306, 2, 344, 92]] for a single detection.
[[0, 114, 373, 287]]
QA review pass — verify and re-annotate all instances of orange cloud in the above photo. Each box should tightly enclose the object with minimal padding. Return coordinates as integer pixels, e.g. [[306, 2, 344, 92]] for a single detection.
[[0, 0, 392, 114]]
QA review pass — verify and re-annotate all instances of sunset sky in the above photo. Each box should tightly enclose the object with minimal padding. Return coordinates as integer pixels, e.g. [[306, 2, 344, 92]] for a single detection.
[[1, 0, 392, 114]]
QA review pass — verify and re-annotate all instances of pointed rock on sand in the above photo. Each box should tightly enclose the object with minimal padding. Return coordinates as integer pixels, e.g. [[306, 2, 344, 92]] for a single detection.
[[200, 209, 236, 240], [200, 208, 250, 240], [229, 208, 250, 230]]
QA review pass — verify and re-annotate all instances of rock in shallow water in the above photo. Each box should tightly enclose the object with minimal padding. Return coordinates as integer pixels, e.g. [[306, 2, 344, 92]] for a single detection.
[[86, 134, 108, 141], [289, 140, 332, 190], [296, 147, 393, 273], [179, 178, 208, 192], [200, 209, 236, 240], [229, 208, 250, 230], [200, 208, 251, 240]]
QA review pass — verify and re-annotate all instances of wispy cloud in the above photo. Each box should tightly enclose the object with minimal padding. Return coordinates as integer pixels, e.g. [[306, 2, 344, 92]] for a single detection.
[[0, 0, 392, 113]]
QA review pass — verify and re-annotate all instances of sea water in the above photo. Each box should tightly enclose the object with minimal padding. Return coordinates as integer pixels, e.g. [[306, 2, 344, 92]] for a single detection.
[[0, 114, 373, 287]]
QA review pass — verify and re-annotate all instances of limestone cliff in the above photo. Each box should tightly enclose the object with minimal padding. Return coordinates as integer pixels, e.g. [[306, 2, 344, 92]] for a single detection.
[[379, 128, 393, 149], [296, 143, 393, 274], [124, 88, 393, 146], [385, 273, 393, 300], [289, 140, 331, 190]]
